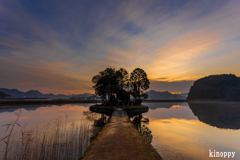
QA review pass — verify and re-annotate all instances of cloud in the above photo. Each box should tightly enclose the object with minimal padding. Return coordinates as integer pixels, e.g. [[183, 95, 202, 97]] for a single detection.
[[158, 77, 168, 80], [154, 76, 204, 82], [0, 0, 240, 93], [0, 56, 93, 94]]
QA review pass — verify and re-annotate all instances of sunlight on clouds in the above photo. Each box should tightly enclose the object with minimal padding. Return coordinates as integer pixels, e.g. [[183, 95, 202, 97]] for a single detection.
[[154, 76, 204, 82], [144, 29, 222, 79], [157, 30, 221, 58], [108, 28, 222, 81]]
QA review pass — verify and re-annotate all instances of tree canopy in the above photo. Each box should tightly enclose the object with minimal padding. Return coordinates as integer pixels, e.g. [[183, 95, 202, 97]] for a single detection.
[[130, 68, 150, 99], [92, 68, 129, 102], [92, 67, 150, 105]]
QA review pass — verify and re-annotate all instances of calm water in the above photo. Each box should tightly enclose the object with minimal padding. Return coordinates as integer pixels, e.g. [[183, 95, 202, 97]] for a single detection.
[[142, 102, 240, 160], [0, 103, 100, 159], [0, 102, 240, 160]]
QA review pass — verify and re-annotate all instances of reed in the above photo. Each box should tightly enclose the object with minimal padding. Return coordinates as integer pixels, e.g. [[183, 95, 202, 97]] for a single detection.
[[0, 111, 92, 160]]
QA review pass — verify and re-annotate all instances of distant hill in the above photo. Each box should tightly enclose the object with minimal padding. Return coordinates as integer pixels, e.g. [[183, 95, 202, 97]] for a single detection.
[[187, 74, 240, 101], [0, 91, 11, 98], [0, 88, 94, 99], [70, 93, 97, 100], [0, 88, 188, 100], [145, 90, 187, 100]]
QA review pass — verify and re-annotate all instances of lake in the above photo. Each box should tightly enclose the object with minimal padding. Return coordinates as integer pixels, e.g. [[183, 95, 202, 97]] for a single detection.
[[0, 102, 239, 160]]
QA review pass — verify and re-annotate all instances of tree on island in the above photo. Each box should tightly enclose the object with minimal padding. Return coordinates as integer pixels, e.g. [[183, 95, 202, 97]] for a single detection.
[[129, 68, 150, 103], [92, 68, 129, 104], [92, 67, 150, 105], [116, 68, 129, 90]]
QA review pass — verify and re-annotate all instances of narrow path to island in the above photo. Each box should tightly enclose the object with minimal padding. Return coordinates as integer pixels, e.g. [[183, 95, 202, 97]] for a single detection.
[[80, 108, 163, 160]]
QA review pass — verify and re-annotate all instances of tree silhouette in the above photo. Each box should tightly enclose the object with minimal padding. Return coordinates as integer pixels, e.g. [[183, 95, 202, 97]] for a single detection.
[[92, 67, 150, 105], [92, 67, 129, 103], [116, 68, 129, 90], [130, 68, 150, 100]]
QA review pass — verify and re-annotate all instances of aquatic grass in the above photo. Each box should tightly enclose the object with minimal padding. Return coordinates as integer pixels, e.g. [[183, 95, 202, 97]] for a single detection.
[[0, 111, 93, 160], [0, 110, 22, 160]]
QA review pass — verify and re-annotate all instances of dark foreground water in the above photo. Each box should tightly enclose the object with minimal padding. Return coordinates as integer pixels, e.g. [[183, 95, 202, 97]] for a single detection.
[[0, 102, 240, 160]]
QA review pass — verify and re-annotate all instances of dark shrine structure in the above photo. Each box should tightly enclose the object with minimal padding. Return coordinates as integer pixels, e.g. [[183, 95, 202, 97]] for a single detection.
[[116, 89, 130, 105]]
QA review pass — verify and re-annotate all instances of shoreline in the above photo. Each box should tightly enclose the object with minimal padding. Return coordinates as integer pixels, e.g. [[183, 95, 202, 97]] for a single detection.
[[0, 99, 100, 106], [1, 99, 238, 107]]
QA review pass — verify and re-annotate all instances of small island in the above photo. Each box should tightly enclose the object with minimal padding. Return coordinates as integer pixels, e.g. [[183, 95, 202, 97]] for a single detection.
[[91, 67, 150, 108]]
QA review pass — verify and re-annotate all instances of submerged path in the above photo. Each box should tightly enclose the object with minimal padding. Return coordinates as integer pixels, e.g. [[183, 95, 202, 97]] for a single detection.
[[80, 108, 162, 160]]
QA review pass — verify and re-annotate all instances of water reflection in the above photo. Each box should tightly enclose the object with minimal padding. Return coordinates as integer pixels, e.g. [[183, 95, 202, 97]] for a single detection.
[[144, 102, 177, 110], [0, 104, 98, 160], [0, 103, 91, 113], [188, 102, 240, 129], [143, 102, 196, 120], [1, 103, 239, 160], [89, 106, 153, 142], [0, 105, 46, 113], [131, 114, 153, 142], [83, 111, 109, 142], [142, 102, 240, 160]]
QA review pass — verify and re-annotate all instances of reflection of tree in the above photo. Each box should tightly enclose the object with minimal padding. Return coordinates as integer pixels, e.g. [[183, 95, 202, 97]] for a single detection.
[[83, 111, 109, 142], [83, 111, 99, 121], [188, 102, 240, 129], [83, 111, 109, 126], [131, 114, 152, 142]]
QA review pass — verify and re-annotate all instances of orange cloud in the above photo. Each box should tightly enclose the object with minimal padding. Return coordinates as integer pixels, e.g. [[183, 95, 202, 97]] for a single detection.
[[152, 76, 204, 82], [171, 105, 182, 107], [106, 28, 223, 82], [142, 29, 223, 79]]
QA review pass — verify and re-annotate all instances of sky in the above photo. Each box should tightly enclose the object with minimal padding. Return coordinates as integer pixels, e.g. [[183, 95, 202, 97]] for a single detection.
[[0, 0, 240, 94]]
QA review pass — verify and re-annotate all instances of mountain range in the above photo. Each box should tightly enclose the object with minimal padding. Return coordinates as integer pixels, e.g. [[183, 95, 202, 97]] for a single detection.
[[0, 88, 188, 100], [145, 90, 187, 100], [0, 88, 94, 99]]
